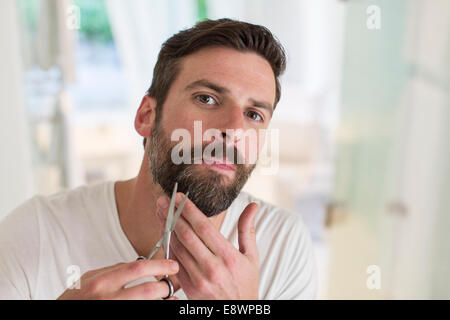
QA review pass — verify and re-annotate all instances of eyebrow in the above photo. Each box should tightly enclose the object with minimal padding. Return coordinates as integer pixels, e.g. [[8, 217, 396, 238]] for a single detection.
[[249, 99, 274, 116], [185, 79, 274, 116], [185, 79, 230, 94]]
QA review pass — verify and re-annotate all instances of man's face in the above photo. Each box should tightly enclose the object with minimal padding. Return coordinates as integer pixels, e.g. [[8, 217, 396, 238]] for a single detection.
[[148, 47, 276, 217]]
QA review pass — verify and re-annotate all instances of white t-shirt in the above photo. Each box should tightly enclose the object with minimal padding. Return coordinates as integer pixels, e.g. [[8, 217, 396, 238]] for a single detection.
[[0, 180, 317, 300]]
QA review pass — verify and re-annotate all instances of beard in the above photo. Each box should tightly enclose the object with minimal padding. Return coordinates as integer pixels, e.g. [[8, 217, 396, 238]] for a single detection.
[[148, 122, 256, 217]]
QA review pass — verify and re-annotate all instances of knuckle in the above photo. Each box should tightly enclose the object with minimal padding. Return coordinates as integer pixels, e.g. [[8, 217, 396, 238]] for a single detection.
[[142, 283, 157, 297], [86, 277, 104, 294], [196, 277, 209, 292], [224, 254, 238, 269], [179, 228, 193, 244], [205, 259, 219, 272], [81, 270, 94, 281], [205, 263, 222, 283], [128, 260, 145, 274], [198, 222, 210, 236], [209, 269, 222, 283]]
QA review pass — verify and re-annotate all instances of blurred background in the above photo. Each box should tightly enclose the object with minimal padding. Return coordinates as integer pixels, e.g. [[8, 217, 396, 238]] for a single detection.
[[1, 0, 449, 299]]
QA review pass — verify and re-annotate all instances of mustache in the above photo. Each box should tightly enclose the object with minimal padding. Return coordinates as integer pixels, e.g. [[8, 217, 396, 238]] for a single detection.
[[175, 141, 246, 165]]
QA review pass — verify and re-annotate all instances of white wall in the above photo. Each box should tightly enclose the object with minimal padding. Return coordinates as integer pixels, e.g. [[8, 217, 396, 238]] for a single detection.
[[0, 0, 36, 220]]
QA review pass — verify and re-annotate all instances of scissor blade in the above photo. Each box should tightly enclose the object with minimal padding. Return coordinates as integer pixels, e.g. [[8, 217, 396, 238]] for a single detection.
[[162, 182, 178, 259], [145, 182, 181, 261], [170, 191, 189, 232], [164, 232, 171, 259], [146, 236, 163, 259], [165, 182, 178, 233]]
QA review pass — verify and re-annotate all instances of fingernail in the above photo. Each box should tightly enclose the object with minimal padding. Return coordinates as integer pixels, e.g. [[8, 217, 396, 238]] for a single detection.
[[169, 260, 179, 272], [157, 196, 169, 209]]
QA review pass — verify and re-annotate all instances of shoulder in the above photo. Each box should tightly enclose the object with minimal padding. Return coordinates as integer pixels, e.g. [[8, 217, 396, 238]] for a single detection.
[[0, 195, 40, 244], [0, 195, 41, 299], [0, 180, 113, 254], [30, 181, 114, 217], [10, 181, 116, 234]]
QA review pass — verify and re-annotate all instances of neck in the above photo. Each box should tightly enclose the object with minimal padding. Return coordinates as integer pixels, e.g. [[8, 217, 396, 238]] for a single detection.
[[114, 154, 227, 259]]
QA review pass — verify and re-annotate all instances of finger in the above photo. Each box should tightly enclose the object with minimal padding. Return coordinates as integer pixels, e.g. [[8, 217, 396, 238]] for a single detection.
[[237, 202, 259, 263], [83, 262, 126, 281], [173, 215, 215, 263], [170, 233, 203, 280], [175, 259, 195, 292], [156, 206, 168, 237], [117, 280, 171, 300], [156, 194, 183, 228], [101, 259, 179, 290], [174, 193, 234, 256], [156, 195, 180, 239]]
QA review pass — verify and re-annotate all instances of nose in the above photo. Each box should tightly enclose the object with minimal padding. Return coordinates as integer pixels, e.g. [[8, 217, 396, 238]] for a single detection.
[[218, 105, 245, 145]]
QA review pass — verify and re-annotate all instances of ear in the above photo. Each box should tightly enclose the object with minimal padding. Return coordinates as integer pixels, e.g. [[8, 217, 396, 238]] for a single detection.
[[134, 95, 157, 140]]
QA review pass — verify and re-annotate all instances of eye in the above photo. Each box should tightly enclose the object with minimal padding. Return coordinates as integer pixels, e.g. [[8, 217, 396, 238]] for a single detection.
[[195, 94, 217, 105], [245, 110, 263, 122]]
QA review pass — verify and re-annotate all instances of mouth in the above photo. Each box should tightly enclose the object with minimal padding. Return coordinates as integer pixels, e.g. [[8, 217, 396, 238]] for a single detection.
[[201, 157, 236, 175]]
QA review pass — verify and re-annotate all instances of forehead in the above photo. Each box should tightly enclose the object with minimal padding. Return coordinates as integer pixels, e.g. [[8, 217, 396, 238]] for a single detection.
[[172, 47, 276, 105]]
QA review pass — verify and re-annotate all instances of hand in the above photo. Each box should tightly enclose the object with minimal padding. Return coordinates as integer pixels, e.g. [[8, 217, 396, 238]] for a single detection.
[[57, 259, 179, 300], [156, 193, 259, 300]]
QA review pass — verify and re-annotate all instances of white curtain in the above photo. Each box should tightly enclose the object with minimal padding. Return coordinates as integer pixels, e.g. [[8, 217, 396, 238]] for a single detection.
[[383, 0, 450, 299], [0, 0, 35, 220], [36, 0, 77, 83], [106, 0, 197, 109]]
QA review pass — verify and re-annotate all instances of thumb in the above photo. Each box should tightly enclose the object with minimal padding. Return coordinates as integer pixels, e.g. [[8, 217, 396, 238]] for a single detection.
[[238, 202, 259, 262]]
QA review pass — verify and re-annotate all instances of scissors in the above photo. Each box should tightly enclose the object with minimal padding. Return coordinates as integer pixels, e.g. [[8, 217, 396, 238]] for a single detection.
[[137, 182, 189, 299]]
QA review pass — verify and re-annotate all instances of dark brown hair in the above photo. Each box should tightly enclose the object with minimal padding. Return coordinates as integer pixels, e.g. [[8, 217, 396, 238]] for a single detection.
[[143, 18, 286, 148]]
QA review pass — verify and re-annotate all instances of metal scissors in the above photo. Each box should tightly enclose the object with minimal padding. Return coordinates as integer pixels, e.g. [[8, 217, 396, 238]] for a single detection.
[[137, 182, 189, 298]]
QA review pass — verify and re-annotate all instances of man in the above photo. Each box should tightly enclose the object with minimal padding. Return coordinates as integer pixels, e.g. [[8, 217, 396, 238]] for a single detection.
[[0, 19, 317, 300]]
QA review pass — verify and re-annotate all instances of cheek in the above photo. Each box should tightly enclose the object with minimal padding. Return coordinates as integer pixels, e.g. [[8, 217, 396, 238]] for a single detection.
[[161, 115, 196, 143], [159, 97, 197, 131], [235, 130, 266, 165]]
